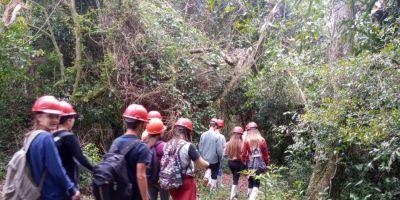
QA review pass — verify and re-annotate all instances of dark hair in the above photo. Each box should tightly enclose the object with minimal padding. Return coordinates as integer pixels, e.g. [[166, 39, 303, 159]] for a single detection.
[[59, 115, 75, 124], [125, 118, 144, 129], [174, 126, 191, 141], [209, 122, 218, 128]]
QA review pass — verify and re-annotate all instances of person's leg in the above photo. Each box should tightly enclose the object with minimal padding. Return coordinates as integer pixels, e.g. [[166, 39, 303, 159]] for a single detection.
[[249, 170, 262, 200], [209, 162, 219, 189], [247, 175, 254, 197], [148, 184, 159, 200], [159, 188, 170, 200], [217, 158, 224, 187], [229, 160, 241, 199]]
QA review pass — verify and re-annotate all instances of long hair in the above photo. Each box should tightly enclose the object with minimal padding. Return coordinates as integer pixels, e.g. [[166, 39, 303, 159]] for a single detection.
[[245, 129, 264, 151], [225, 133, 242, 160]]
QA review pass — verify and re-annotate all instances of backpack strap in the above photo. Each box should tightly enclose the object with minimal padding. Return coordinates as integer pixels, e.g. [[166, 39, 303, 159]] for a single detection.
[[23, 130, 45, 151], [110, 138, 141, 156], [53, 130, 74, 142]]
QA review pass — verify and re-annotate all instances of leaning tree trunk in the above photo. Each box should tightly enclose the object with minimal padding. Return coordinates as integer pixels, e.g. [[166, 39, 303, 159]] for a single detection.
[[306, 0, 354, 199]]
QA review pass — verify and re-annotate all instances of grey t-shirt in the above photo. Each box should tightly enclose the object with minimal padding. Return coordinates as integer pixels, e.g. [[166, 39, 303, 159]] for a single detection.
[[178, 142, 201, 177]]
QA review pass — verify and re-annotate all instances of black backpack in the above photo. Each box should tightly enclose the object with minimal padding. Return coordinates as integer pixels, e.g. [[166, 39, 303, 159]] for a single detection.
[[147, 141, 162, 184], [92, 139, 140, 200]]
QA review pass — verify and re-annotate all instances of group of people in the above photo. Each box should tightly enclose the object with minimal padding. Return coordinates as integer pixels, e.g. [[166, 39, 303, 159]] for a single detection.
[[200, 119, 270, 200], [3, 95, 270, 200]]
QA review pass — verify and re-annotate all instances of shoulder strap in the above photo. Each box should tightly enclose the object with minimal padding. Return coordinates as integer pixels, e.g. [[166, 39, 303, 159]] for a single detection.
[[118, 139, 142, 156], [23, 130, 45, 151]]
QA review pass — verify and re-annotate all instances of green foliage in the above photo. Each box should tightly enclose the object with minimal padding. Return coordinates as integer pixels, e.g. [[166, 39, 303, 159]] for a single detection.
[[79, 143, 101, 193]]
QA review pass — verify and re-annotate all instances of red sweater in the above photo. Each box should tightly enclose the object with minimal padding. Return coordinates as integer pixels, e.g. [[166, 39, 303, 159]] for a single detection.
[[241, 139, 270, 165]]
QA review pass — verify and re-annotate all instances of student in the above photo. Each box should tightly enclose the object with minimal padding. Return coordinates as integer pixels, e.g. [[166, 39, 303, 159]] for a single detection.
[[141, 110, 162, 142], [145, 118, 170, 200], [53, 101, 93, 188], [28, 96, 80, 200], [199, 118, 222, 189], [109, 104, 150, 200], [241, 122, 270, 200], [165, 118, 209, 200], [225, 126, 246, 200]]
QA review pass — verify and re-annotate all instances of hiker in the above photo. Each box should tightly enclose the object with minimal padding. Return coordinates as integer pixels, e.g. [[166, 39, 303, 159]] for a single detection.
[[241, 122, 270, 200], [199, 118, 223, 189], [107, 104, 150, 200], [141, 110, 163, 142], [215, 119, 226, 187], [53, 101, 93, 188], [145, 118, 170, 200], [225, 126, 246, 200], [160, 118, 209, 200], [28, 96, 81, 199]]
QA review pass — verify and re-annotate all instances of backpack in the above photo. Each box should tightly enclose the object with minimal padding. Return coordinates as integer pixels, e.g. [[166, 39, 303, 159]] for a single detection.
[[53, 130, 73, 148], [2, 130, 47, 200], [159, 139, 187, 190], [92, 139, 140, 200], [247, 145, 267, 173], [147, 141, 162, 185]]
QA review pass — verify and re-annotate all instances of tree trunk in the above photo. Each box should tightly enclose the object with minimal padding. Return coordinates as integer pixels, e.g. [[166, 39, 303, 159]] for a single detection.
[[306, 0, 354, 199], [70, 0, 82, 95]]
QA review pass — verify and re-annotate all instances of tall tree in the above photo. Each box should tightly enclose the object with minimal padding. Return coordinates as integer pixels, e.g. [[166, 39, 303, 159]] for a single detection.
[[306, 0, 354, 199]]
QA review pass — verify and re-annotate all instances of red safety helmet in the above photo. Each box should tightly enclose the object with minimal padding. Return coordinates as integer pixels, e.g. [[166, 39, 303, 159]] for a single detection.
[[246, 122, 258, 130], [232, 126, 244, 135], [32, 96, 62, 114], [148, 111, 162, 120], [146, 118, 166, 135], [59, 101, 77, 116], [174, 118, 193, 132], [122, 104, 148, 122], [216, 119, 224, 128]]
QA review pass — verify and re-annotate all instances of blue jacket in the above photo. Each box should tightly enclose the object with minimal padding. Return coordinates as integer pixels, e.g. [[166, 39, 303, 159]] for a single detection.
[[199, 130, 224, 164], [28, 131, 77, 200]]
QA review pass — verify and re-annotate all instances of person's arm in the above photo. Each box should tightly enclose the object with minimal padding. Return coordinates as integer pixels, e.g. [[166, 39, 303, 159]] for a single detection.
[[136, 163, 149, 200], [67, 135, 93, 171], [261, 139, 270, 165], [216, 136, 224, 161], [241, 141, 249, 163], [42, 135, 79, 198], [198, 134, 204, 155], [136, 143, 150, 200], [188, 143, 209, 169]]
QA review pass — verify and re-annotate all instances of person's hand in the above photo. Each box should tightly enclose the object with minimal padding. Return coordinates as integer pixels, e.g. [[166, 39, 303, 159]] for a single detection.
[[71, 190, 81, 200]]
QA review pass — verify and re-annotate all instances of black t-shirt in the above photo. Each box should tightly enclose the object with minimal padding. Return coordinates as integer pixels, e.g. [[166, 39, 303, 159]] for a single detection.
[[53, 130, 93, 184]]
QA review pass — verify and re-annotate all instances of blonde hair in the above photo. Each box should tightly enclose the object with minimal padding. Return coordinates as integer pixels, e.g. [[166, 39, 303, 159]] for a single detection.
[[245, 129, 264, 150], [225, 134, 242, 160]]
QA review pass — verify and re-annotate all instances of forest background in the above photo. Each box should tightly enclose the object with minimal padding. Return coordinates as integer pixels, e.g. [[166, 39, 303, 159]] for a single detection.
[[0, 0, 399, 199]]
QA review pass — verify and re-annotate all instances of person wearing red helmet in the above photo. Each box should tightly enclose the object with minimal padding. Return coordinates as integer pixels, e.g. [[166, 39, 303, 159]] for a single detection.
[[162, 118, 209, 200], [53, 101, 93, 190], [241, 122, 270, 200], [225, 126, 246, 200], [198, 118, 223, 190], [27, 96, 81, 200], [142, 110, 163, 142], [108, 104, 150, 200], [145, 118, 170, 200]]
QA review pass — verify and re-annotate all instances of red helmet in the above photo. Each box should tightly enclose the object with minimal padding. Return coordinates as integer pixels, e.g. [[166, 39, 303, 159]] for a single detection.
[[123, 104, 148, 122], [246, 122, 258, 130], [232, 126, 244, 134], [216, 119, 224, 128], [59, 101, 77, 116], [174, 118, 193, 132], [32, 96, 62, 114], [148, 111, 162, 120], [146, 118, 166, 135]]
